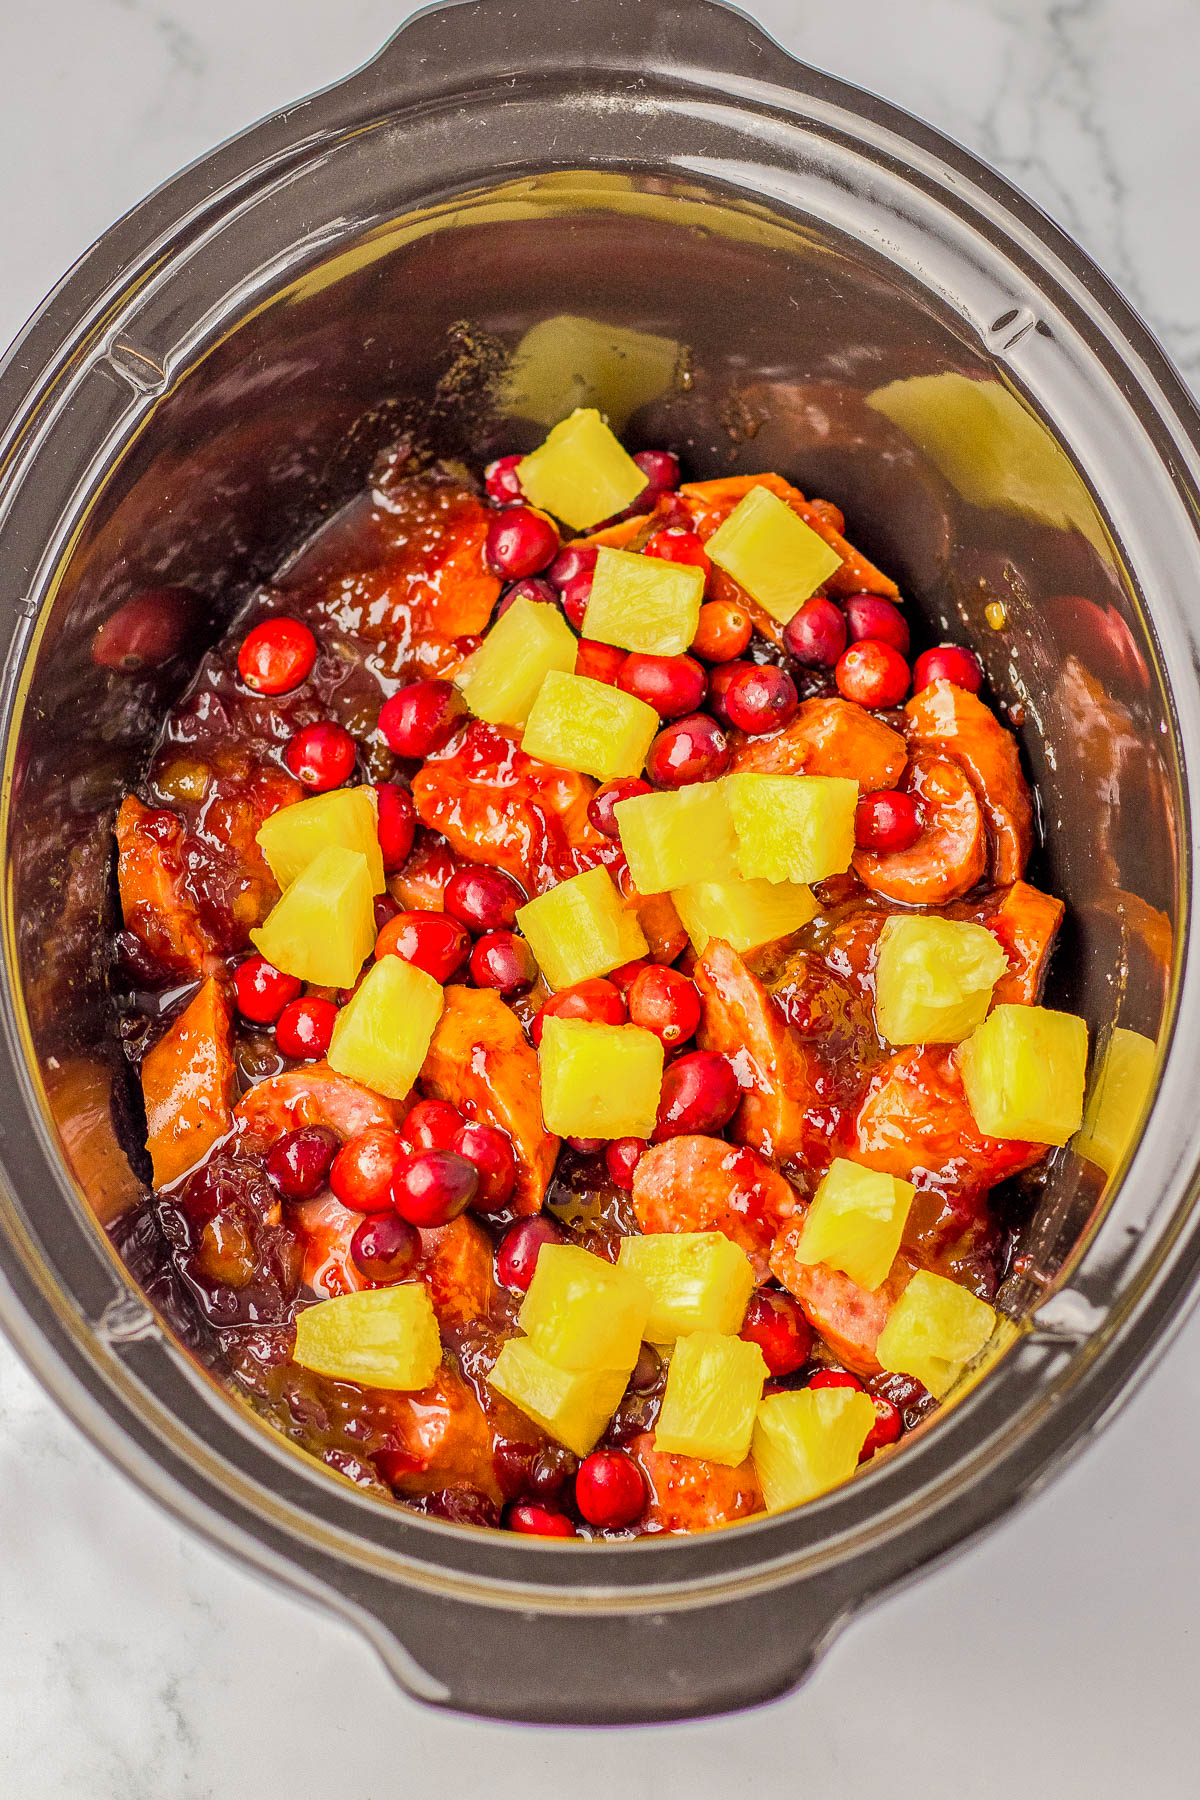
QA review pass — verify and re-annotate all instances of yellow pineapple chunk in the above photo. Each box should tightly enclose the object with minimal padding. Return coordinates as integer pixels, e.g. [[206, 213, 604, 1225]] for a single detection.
[[616, 1232, 755, 1341], [874, 915, 1008, 1047], [957, 1003, 1088, 1144], [488, 1336, 632, 1456], [582, 547, 706, 657], [521, 670, 659, 782], [792, 1158, 915, 1291], [538, 1016, 663, 1140], [516, 865, 647, 989], [518, 1243, 650, 1371], [256, 787, 385, 894], [725, 772, 858, 885], [614, 782, 740, 896], [654, 1330, 767, 1466], [292, 1285, 441, 1390], [516, 407, 647, 531], [250, 846, 375, 987], [704, 484, 843, 624], [875, 1269, 996, 1398], [751, 1387, 877, 1512], [455, 595, 577, 727], [672, 875, 819, 955], [1075, 1026, 1157, 1176], [327, 955, 444, 1100]]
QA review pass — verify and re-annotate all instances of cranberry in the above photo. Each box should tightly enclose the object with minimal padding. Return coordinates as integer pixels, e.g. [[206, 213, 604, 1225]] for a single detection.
[[808, 1369, 863, 1392], [653, 1050, 740, 1139], [575, 638, 626, 684], [237, 617, 317, 695], [588, 777, 651, 837], [617, 652, 707, 719], [375, 910, 470, 982], [854, 791, 924, 853], [630, 1343, 664, 1392], [349, 1212, 421, 1283], [568, 1136, 606, 1154], [495, 576, 557, 618], [607, 958, 650, 998], [532, 979, 626, 1047], [844, 594, 910, 654], [643, 525, 711, 578], [627, 965, 701, 1047], [835, 640, 910, 708], [233, 954, 301, 1025], [470, 930, 537, 992], [722, 663, 798, 735], [707, 658, 754, 725], [633, 449, 681, 495], [453, 1121, 517, 1213], [330, 1127, 409, 1213], [528, 1443, 579, 1499], [444, 865, 525, 933], [548, 544, 599, 589], [862, 1394, 904, 1459], [506, 1503, 578, 1538], [604, 1137, 647, 1190], [691, 599, 752, 663], [423, 1487, 501, 1528], [374, 890, 400, 929], [284, 720, 356, 791], [91, 587, 195, 671], [782, 596, 847, 668], [912, 644, 985, 694], [398, 1098, 465, 1153], [645, 713, 730, 787], [484, 454, 524, 505], [377, 680, 463, 758], [496, 1215, 565, 1290], [391, 1148, 478, 1227], [485, 505, 559, 579], [739, 1290, 813, 1375], [560, 580, 592, 631], [265, 1125, 338, 1201], [575, 1450, 646, 1529], [275, 995, 338, 1059], [373, 783, 416, 871]]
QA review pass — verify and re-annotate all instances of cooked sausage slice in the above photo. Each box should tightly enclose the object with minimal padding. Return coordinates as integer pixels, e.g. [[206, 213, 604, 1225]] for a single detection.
[[850, 1046, 1046, 1195], [234, 1065, 400, 1149], [141, 978, 237, 1187], [418, 1214, 503, 1330], [376, 1366, 501, 1503], [631, 1136, 797, 1279], [635, 890, 689, 964], [116, 794, 218, 979], [770, 1227, 914, 1376], [680, 473, 900, 600], [729, 697, 907, 792], [853, 751, 986, 904], [906, 679, 1033, 884], [629, 1432, 763, 1532], [693, 939, 822, 1163], [951, 880, 1065, 1005]]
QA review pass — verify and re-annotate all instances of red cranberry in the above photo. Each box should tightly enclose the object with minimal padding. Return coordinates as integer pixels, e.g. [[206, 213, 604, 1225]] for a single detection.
[[627, 965, 701, 1047], [739, 1290, 813, 1375], [575, 638, 626, 684], [237, 617, 317, 695], [630, 1343, 665, 1392], [722, 663, 798, 735], [561, 580, 592, 630], [330, 1127, 409, 1213], [91, 587, 195, 671], [444, 865, 525, 933], [284, 720, 357, 791], [398, 1098, 465, 1153], [452, 1122, 518, 1213], [265, 1125, 338, 1201], [484, 454, 524, 505], [861, 1393, 904, 1459], [607, 959, 650, 998], [782, 596, 847, 668], [691, 599, 752, 663], [275, 996, 338, 1059], [617, 652, 707, 719], [653, 1051, 740, 1140], [574, 1450, 646, 1529], [604, 1137, 647, 1190], [391, 1148, 478, 1227], [375, 910, 470, 982], [373, 783, 416, 871], [470, 930, 537, 992], [912, 644, 985, 694], [506, 1503, 578, 1538], [532, 979, 626, 1047], [645, 713, 730, 787], [844, 594, 910, 654], [547, 544, 598, 589], [808, 1369, 863, 1392], [349, 1212, 421, 1284], [568, 1136, 606, 1154], [643, 525, 711, 577], [588, 777, 651, 837], [374, 891, 399, 930], [496, 1215, 565, 1290], [233, 955, 301, 1025], [836, 640, 910, 708], [633, 449, 681, 495], [854, 791, 924, 853], [707, 658, 754, 725], [485, 505, 559, 579], [495, 576, 557, 618], [377, 680, 463, 758]]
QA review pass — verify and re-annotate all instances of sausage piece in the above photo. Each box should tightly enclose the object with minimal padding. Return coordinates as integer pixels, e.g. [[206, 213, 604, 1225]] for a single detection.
[[234, 1064, 401, 1149], [693, 938, 822, 1163], [906, 679, 1033, 884], [629, 1432, 763, 1532], [771, 1227, 914, 1376], [679, 473, 901, 600], [729, 697, 907, 793], [116, 794, 218, 979], [851, 1045, 1046, 1196], [631, 1136, 797, 1279], [141, 978, 237, 1187]]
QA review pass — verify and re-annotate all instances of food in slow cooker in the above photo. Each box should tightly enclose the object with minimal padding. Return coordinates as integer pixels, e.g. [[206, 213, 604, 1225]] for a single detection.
[[109, 408, 1088, 1537]]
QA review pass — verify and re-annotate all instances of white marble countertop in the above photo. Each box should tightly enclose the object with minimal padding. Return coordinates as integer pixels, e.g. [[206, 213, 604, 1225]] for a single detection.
[[2, 1, 1199, 1792]]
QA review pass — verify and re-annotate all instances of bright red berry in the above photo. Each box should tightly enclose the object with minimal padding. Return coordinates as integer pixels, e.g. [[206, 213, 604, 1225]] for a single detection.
[[496, 1215, 566, 1290], [643, 525, 710, 578], [233, 954, 301, 1025], [265, 1125, 338, 1201], [604, 1137, 647, 1190], [373, 783, 416, 871], [835, 640, 910, 708], [506, 1502, 578, 1538], [645, 713, 730, 787], [469, 930, 537, 993], [532, 978, 626, 1047], [617, 653, 707, 719], [275, 995, 338, 1059], [626, 965, 701, 1047], [453, 1121, 518, 1213], [398, 1098, 465, 1154], [574, 1450, 646, 1529], [653, 1051, 740, 1140], [495, 577, 557, 617], [722, 662, 798, 735], [707, 658, 754, 725], [912, 644, 985, 694], [844, 594, 910, 654], [375, 910, 470, 982], [284, 720, 356, 791], [783, 596, 847, 668], [349, 1213, 421, 1284], [237, 618, 317, 695], [484, 454, 524, 505], [391, 1148, 479, 1227], [330, 1127, 409, 1214], [691, 599, 752, 663], [377, 680, 463, 759], [444, 866, 525, 934], [485, 506, 559, 579], [588, 777, 652, 837], [861, 1393, 904, 1459], [808, 1369, 864, 1392], [632, 449, 681, 496], [739, 1290, 813, 1376], [854, 791, 924, 853], [575, 638, 626, 684]]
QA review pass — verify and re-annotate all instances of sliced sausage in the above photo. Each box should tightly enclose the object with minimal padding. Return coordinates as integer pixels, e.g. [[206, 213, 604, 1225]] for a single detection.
[[629, 1431, 763, 1533], [950, 880, 1065, 1005], [906, 679, 1033, 884], [770, 1227, 914, 1376], [234, 1064, 400, 1149], [141, 977, 237, 1187], [693, 938, 822, 1163], [853, 751, 986, 904], [850, 1045, 1046, 1195], [729, 696, 907, 792], [116, 794, 218, 979], [631, 1136, 797, 1279]]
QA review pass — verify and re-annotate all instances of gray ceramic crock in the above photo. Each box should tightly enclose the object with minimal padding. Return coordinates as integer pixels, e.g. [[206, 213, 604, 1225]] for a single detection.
[[0, 0, 1197, 1724]]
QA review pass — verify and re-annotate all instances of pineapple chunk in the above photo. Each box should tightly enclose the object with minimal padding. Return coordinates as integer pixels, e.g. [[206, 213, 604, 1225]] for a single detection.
[[672, 876, 819, 955], [488, 1336, 632, 1456], [327, 954, 444, 1100], [875, 1269, 997, 1398], [518, 1243, 651, 1371], [250, 846, 375, 987], [256, 786, 385, 895], [1075, 1026, 1156, 1176], [751, 1387, 877, 1513], [516, 865, 647, 989], [616, 1232, 755, 1341], [792, 1158, 915, 1291], [704, 484, 843, 624], [521, 670, 659, 782], [957, 1002, 1088, 1144], [582, 547, 706, 657], [654, 1330, 768, 1466], [516, 407, 647, 531], [614, 782, 740, 896], [455, 595, 577, 727], [538, 1016, 664, 1140], [292, 1284, 442, 1390], [874, 915, 1008, 1047], [725, 773, 858, 885]]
